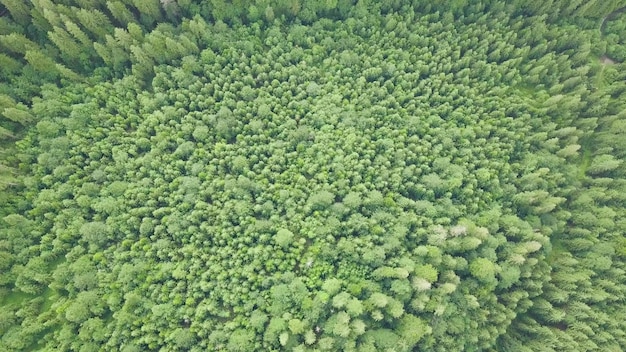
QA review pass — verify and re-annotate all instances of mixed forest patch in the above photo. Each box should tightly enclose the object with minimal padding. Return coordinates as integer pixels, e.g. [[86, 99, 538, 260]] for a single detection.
[[1, 1, 626, 351]]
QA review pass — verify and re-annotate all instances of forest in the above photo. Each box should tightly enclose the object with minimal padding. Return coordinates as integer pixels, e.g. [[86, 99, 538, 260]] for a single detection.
[[1, 0, 626, 351]]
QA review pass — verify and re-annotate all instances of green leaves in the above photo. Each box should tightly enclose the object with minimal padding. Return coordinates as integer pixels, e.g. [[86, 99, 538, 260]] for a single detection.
[[79, 221, 110, 248], [372, 266, 410, 280], [2, 107, 33, 125], [275, 228, 295, 248], [0, 2, 624, 352], [308, 190, 335, 211], [414, 264, 439, 283], [469, 258, 498, 283], [397, 314, 431, 347], [170, 328, 197, 349], [227, 329, 254, 351], [587, 154, 622, 175]]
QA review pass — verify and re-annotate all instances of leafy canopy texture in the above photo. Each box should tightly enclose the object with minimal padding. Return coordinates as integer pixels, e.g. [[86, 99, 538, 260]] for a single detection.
[[1, 1, 626, 351]]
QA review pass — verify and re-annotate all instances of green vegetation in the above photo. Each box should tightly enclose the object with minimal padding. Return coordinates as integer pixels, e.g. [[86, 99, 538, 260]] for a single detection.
[[1, 1, 626, 351], [603, 8, 626, 61]]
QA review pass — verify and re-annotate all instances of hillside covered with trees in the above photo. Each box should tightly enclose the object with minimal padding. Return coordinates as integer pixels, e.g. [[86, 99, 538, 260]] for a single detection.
[[1, 1, 626, 351]]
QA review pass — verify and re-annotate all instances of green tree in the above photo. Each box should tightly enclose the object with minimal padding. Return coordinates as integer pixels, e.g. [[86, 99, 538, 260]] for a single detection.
[[48, 26, 83, 62], [79, 221, 111, 248], [24, 50, 59, 79], [587, 154, 622, 175], [0, 53, 22, 77], [469, 257, 498, 283], [0, 33, 39, 54], [106, 1, 136, 27], [2, 106, 34, 125], [308, 190, 335, 210], [0, 0, 31, 25], [397, 314, 431, 347], [170, 328, 197, 349], [275, 228, 295, 248], [76, 8, 114, 40], [65, 299, 91, 324], [130, 0, 163, 22]]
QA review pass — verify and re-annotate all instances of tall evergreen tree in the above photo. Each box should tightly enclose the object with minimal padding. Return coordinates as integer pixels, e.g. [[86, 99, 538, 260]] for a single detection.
[[0, 0, 32, 25], [106, 1, 137, 27], [0, 33, 39, 54], [2, 107, 34, 125], [76, 8, 114, 40]]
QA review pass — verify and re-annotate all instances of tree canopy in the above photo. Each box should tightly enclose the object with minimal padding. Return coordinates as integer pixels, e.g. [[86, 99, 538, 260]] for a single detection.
[[1, 1, 626, 351]]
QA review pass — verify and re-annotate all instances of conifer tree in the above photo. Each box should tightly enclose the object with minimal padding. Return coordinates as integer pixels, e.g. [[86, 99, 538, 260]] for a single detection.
[[61, 17, 92, 47], [48, 26, 83, 63], [33, 0, 63, 27], [0, 0, 32, 25], [0, 33, 39, 54], [130, 44, 155, 80], [130, 0, 163, 23], [0, 125, 15, 139], [161, 0, 182, 23], [106, 1, 137, 27], [24, 50, 59, 78], [2, 106, 34, 125], [0, 54, 22, 76], [55, 63, 83, 81], [76, 8, 114, 40]]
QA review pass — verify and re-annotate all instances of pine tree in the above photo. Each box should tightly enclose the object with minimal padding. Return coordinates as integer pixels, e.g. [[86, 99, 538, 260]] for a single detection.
[[130, 44, 155, 80], [0, 53, 22, 76], [106, 1, 137, 27], [28, 0, 54, 35], [130, 0, 163, 22], [0, 0, 32, 25], [161, 0, 182, 23], [587, 154, 622, 175], [93, 27, 136, 71], [61, 16, 92, 47], [72, 0, 100, 9], [127, 22, 145, 42], [33, 0, 63, 27], [2, 107, 34, 125], [178, 33, 199, 54], [574, 0, 600, 17], [0, 94, 16, 110], [55, 63, 83, 81], [183, 15, 211, 44], [0, 33, 40, 54], [76, 8, 114, 40], [113, 27, 136, 49], [24, 50, 59, 79], [0, 125, 16, 139], [93, 41, 114, 67], [48, 26, 83, 61]]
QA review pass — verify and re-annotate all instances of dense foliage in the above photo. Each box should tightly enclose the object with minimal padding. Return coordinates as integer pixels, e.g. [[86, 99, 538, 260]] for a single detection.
[[603, 8, 626, 61], [1, 1, 626, 351]]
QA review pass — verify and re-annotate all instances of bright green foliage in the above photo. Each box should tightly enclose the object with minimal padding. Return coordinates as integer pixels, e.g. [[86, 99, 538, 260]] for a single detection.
[[275, 228, 295, 248], [308, 190, 335, 210], [470, 257, 498, 282], [0, 0, 32, 25], [227, 329, 255, 351], [587, 154, 622, 175], [397, 314, 430, 347], [79, 221, 110, 247], [0, 1, 625, 352], [2, 107, 33, 125], [414, 264, 439, 283], [603, 12, 626, 62]]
